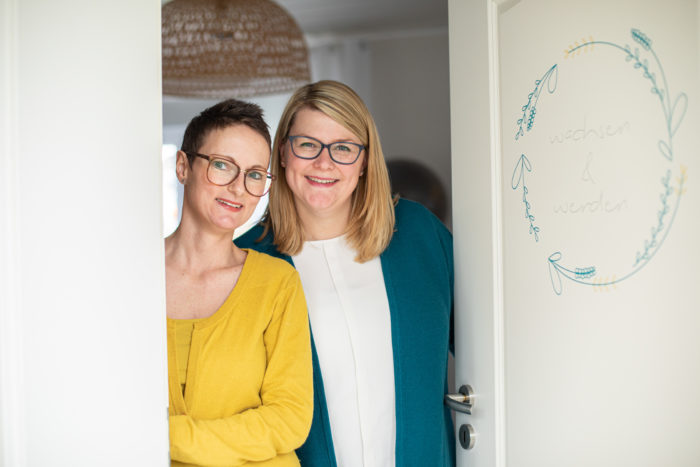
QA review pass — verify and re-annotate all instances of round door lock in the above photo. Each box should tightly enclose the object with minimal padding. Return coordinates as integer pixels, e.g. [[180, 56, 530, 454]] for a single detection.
[[458, 423, 475, 450]]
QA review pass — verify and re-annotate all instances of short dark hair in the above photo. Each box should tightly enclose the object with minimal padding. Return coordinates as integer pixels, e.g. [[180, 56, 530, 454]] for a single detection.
[[180, 99, 271, 163]]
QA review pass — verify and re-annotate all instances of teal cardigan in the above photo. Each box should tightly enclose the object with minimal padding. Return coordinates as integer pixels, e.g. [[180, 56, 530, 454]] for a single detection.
[[235, 199, 455, 467]]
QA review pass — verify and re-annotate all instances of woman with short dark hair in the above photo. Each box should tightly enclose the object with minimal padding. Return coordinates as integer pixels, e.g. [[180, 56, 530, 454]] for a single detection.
[[166, 99, 313, 466]]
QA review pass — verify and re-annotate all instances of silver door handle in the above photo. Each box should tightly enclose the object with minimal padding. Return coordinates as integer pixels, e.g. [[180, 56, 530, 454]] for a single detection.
[[445, 385, 477, 450], [444, 384, 474, 415]]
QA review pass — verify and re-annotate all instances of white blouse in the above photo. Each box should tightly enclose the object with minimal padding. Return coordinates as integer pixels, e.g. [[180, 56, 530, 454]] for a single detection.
[[293, 236, 396, 467]]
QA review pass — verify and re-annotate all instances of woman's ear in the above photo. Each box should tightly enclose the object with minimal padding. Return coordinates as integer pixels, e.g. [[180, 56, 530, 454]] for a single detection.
[[279, 144, 287, 168], [361, 153, 368, 175], [175, 150, 190, 184]]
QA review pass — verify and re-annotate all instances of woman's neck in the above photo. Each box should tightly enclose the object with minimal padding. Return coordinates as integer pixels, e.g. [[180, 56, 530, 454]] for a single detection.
[[165, 218, 245, 274], [297, 205, 351, 241]]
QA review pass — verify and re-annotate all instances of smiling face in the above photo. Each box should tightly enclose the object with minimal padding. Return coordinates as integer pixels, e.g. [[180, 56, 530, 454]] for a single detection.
[[281, 107, 366, 230], [178, 124, 270, 233]]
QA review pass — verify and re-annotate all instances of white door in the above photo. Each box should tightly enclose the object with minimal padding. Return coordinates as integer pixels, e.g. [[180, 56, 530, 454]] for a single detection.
[[0, 1, 168, 465], [449, 1, 700, 466]]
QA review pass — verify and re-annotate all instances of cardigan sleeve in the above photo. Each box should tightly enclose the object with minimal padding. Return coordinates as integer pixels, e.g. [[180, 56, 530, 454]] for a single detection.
[[169, 274, 313, 466], [415, 200, 454, 355], [435, 218, 455, 355]]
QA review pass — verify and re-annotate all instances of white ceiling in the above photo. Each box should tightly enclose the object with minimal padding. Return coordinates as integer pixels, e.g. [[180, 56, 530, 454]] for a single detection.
[[162, 0, 448, 35], [275, 0, 448, 34]]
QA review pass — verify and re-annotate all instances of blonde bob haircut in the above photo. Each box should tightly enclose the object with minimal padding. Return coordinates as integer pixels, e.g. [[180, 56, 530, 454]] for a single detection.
[[263, 80, 395, 263]]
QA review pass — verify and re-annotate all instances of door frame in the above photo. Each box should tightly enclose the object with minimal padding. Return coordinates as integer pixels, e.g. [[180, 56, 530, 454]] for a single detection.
[[448, 0, 509, 465], [0, 0, 25, 464]]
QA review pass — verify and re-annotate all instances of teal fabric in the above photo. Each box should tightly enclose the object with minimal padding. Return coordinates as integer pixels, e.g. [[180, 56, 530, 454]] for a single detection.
[[235, 199, 455, 467]]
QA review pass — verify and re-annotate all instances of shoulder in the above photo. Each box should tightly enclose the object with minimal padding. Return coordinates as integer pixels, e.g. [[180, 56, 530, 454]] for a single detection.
[[235, 223, 289, 259], [384, 198, 453, 275], [242, 249, 301, 291], [394, 197, 432, 218], [392, 198, 451, 242], [240, 251, 305, 325], [245, 248, 294, 271], [235, 224, 270, 250]]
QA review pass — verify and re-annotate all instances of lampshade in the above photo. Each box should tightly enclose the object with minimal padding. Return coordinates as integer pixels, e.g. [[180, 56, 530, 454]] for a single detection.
[[162, 0, 311, 98]]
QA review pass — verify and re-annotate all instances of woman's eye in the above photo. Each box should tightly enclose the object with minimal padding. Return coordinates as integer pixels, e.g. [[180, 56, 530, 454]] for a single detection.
[[334, 144, 352, 152], [247, 170, 264, 181], [299, 141, 318, 149], [212, 160, 231, 171]]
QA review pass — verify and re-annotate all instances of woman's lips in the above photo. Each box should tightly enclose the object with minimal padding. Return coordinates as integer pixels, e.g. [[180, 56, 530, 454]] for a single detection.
[[305, 175, 338, 186], [216, 198, 242, 210]]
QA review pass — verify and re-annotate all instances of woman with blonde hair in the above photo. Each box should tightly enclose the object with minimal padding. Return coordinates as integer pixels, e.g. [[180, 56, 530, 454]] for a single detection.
[[166, 99, 312, 466], [237, 80, 455, 467]]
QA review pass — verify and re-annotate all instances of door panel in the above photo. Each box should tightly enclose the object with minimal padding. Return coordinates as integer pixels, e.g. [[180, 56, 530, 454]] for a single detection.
[[0, 1, 168, 465], [450, 1, 700, 466]]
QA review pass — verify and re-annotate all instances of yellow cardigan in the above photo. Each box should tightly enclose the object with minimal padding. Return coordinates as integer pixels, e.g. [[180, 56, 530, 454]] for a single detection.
[[168, 249, 313, 466]]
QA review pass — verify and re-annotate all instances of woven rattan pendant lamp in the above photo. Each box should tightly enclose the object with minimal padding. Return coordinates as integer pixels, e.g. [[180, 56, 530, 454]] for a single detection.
[[162, 0, 311, 98]]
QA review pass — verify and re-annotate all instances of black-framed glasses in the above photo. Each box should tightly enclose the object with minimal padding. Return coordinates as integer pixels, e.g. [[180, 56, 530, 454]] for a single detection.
[[287, 135, 364, 165], [184, 151, 275, 197]]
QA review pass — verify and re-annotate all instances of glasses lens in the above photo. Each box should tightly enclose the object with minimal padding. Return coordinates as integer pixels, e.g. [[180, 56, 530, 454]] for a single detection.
[[208, 158, 239, 185], [329, 142, 362, 164], [244, 170, 272, 197], [291, 136, 322, 159]]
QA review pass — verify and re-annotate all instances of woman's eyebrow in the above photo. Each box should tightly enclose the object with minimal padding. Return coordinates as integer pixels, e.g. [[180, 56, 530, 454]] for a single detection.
[[300, 135, 363, 144], [210, 154, 268, 170], [209, 153, 236, 162]]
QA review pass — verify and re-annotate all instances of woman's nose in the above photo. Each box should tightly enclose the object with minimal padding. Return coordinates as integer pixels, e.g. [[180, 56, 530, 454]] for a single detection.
[[313, 146, 335, 168], [227, 171, 246, 194]]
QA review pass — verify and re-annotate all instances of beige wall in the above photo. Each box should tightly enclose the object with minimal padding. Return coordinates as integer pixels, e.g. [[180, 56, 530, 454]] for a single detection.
[[368, 32, 451, 225]]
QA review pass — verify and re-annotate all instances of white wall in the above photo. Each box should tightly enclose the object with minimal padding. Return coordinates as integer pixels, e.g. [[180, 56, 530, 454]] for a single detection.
[[0, 1, 169, 465]]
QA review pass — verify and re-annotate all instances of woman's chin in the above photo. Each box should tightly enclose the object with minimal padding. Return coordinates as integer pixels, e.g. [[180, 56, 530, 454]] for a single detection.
[[208, 216, 246, 233], [302, 194, 347, 215]]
